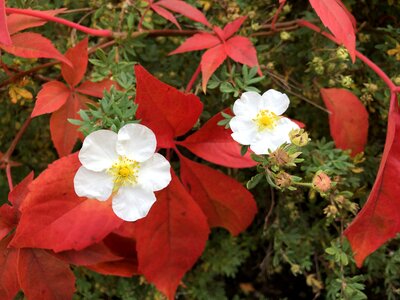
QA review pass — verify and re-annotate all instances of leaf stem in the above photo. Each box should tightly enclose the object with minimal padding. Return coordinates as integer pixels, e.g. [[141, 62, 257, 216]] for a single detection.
[[271, 0, 286, 31], [185, 65, 201, 93], [5, 7, 113, 37], [6, 164, 13, 190]]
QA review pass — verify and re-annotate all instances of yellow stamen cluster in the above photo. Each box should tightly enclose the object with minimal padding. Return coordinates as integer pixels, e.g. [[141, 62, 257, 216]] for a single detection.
[[253, 109, 281, 131], [107, 156, 140, 189]]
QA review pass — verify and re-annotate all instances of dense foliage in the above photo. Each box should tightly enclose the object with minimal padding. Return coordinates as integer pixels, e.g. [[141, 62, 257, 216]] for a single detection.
[[1, 0, 400, 299]]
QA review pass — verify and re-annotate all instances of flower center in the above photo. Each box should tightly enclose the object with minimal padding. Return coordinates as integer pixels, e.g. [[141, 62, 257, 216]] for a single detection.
[[254, 109, 281, 131], [107, 156, 140, 189]]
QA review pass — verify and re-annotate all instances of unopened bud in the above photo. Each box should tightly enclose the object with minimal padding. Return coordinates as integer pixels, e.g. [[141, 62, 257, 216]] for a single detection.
[[275, 171, 292, 188], [312, 171, 331, 192], [280, 31, 291, 41], [289, 129, 309, 147], [340, 75, 353, 88], [336, 47, 349, 60], [270, 148, 290, 166], [323, 204, 338, 218]]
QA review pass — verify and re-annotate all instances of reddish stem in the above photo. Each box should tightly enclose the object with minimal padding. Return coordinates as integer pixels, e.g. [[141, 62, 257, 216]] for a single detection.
[[6, 164, 13, 190], [297, 19, 398, 92], [2, 117, 32, 162], [5, 8, 113, 37], [271, 0, 286, 31], [185, 64, 201, 93]]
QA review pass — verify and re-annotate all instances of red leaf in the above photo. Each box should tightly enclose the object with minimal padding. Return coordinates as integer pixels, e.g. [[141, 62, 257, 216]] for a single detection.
[[0, 0, 11, 45], [223, 16, 247, 40], [344, 96, 400, 267], [55, 242, 122, 266], [7, 9, 66, 35], [86, 233, 138, 277], [0, 235, 19, 300], [134, 65, 203, 148], [8, 172, 33, 210], [201, 44, 227, 92], [11, 153, 124, 252], [49, 93, 85, 157], [18, 248, 75, 300], [179, 109, 256, 168], [61, 38, 88, 87], [225, 36, 260, 69], [309, 0, 356, 62], [0, 32, 71, 65], [179, 156, 257, 235], [169, 32, 220, 55], [156, 0, 210, 27], [31, 81, 71, 117], [320, 88, 368, 156], [151, 3, 181, 29], [75, 78, 116, 98], [0, 205, 16, 240], [135, 172, 209, 299]]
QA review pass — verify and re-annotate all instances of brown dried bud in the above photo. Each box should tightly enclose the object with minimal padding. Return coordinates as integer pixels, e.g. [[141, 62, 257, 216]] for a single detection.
[[275, 171, 292, 188], [270, 148, 290, 166], [312, 171, 331, 192], [323, 204, 338, 218]]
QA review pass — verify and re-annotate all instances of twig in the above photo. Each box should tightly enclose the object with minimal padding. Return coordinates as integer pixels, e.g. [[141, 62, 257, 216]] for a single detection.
[[185, 65, 201, 93], [271, 0, 286, 31], [5, 8, 113, 37], [6, 164, 13, 190]]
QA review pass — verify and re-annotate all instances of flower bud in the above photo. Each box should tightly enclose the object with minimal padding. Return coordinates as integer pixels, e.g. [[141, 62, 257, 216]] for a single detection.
[[270, 148, 290, 166], [280, 31, 291, 41], [289, 129, 309, 147], [275, 171, 293, 188], [312, 171, 331, 192], [336, 47, 349, 60], [323, 204, 338, 218], [340, 75, 353, 88]]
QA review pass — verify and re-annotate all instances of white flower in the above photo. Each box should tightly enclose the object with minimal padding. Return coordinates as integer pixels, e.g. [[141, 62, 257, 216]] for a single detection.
[[74, 123, 171, 222], [230, 90, 300, 154]]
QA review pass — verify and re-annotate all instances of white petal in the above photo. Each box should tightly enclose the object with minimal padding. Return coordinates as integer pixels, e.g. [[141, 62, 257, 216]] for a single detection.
[[249, 117, 299, 154], [230, 116, 258, 145], [138, 153, 171, 192], [112, 186, 156, 221], [232, 91, 261, 118], [260, 89, 290, 115], [74, 166, 114, 201], [276, 117, 300, 139], [79, 130, 118, 172], [250, 132, 286, 154], [116, 124, 157, 162]]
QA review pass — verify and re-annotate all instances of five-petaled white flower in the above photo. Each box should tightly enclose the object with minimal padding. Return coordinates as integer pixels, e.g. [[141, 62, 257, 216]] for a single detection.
[[74, 123, 171, 221], [230, 90, 300, 154]]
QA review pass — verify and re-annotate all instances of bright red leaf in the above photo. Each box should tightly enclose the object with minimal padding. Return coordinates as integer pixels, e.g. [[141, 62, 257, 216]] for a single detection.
[[135, 172, 209, 299], [8, 172, 33, 210], [86, 233, 138, 277], [169, 32, 220, 55], [0, 235, 19, 300], [156, 0, 210, 27], [0, 32, 70, 65], [7, 9, 66, 35], [179, 109, 256, 168], [61, 38, 88, 87], [75, 78, 117, 98], [309, 0, 356, 62], [179, 155, 257, 235], [320, 88, 368, 156], [55, 242, 122, 266], [0, 0, 11, 45], [0, 205, 16, 241], [150, 3, 181, 29], [225, 36, 260, 70], [344, 96, 400, 267], [201, 44, 227, 91], [11, 153, 124, 252], [169, 16, 260, 91], [49, 93, 83, 157], [31, 81, 71, 117], [134, 64, 203, 148], [18, 248, 75, 300]]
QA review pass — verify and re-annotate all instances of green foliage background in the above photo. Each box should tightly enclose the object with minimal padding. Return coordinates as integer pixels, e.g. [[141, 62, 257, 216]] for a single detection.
[[1, 0, 400, 299]]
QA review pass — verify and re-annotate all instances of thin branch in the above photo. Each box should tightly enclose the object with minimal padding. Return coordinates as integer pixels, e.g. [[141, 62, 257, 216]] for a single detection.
[[271, 0, 286, 31], [6, 164, 13, 190], [6, 8, 113, 37], [185, 65, 201, 93], [2, 117, 32, 162]]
